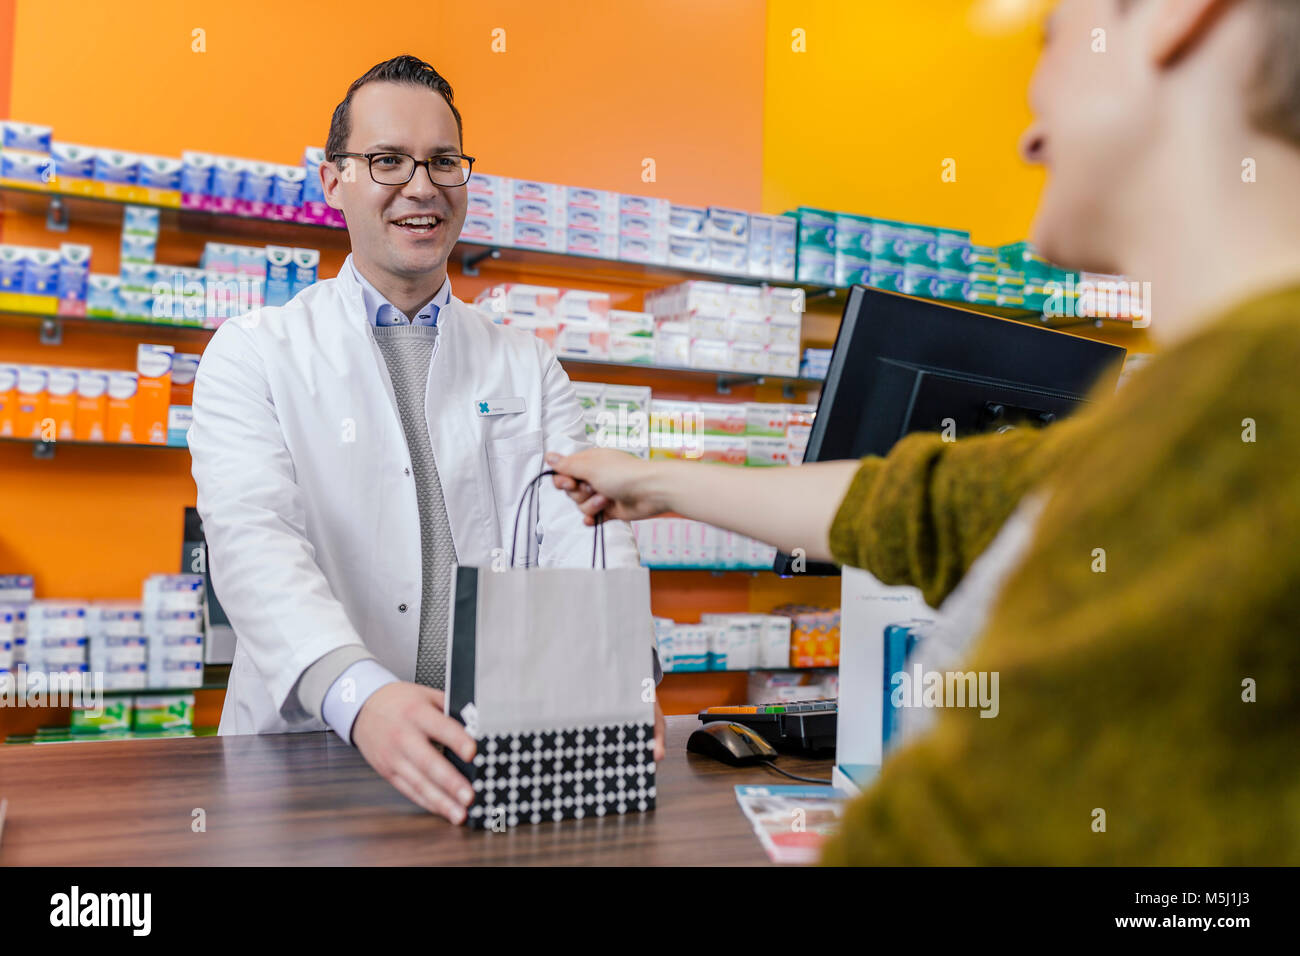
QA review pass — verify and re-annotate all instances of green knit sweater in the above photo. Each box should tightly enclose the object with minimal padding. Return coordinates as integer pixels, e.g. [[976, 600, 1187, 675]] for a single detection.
[[820, 284, 1300, 865]]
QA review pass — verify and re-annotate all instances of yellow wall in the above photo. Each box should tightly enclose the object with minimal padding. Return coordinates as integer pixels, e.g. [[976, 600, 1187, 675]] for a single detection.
[[762, 0, 1051, 245]]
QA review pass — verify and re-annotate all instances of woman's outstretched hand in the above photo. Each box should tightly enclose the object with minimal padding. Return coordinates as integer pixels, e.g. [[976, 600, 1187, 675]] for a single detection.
[[546, 448, 670, 524]]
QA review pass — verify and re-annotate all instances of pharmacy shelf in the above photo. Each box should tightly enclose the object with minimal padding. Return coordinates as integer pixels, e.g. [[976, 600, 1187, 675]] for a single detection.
[[663, 666, 837, 674], [647, 565, 777, 574], [555, 356, 822, 395], [0, 182, 1126, 331], [0, 434, 187, 458], [0, 305, 826, 395], [0, 181, 825, 295], [0, 306, 213, 343]]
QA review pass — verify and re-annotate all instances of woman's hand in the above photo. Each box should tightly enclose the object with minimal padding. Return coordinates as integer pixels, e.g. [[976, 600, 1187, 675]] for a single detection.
[[545, 448, 670, 524]]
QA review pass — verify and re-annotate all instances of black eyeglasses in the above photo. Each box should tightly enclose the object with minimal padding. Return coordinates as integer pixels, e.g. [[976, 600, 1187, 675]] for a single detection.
[[331, 151, 475, 187]]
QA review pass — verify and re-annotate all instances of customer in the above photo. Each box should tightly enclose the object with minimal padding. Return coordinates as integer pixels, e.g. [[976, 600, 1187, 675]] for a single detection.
[[547, 0, 1300, 863]]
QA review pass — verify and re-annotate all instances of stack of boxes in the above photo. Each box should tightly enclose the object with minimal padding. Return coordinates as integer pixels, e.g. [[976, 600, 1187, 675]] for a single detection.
[[180, 149, 339, 228], [653, 611, 808, 672], [772, 604, 842, 668], [789, 205, 1141, 320], [0, 121, 55, 185], [1, 121, 183, 203], [572, 382, 652, 458], [142, 573, 205, 690], [88, 601, 147, 690], [0, 575, 33, 678], [700, 613, 794, 670], [0, 574, 204, 692], [473, 283, 657, 365], [644, 280, 802, 375], [0, 343, 179, 445], [647, 398, 814, 466], [632, 518, 778, 570], [502, 179, 567, 252], [117, 205, 161, 321], [620, 195, 670, 264], [88, 235, 319, 326], [799, 348, 831, 380], [0, 242, 92, 315], [24, 600, 90, 681], [0, 604, 15, 682], [297, 147, 339, 226], [0, 573, 202, 740], [665, 205, 795, 279]]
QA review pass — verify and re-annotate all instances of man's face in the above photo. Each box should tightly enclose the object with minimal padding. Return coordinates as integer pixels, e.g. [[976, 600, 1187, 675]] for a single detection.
[[322, 81, 468, 281], [1020, 0, 1155, 273]]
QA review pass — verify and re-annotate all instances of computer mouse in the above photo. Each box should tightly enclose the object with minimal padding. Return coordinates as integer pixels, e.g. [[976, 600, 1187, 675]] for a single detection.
[[687, 721, 779, 766]]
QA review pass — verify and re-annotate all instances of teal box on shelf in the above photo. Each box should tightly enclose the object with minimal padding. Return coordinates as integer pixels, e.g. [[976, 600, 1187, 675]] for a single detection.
[[933, 267, 970, 302], [901, 265, 942, 298], [900, 224, 938, 268], [868, 260, 904, 293], [868, 218, 909, 264], [833, 212, 872, 258], [834, 251, 872, 287], [935, 227, 971, 270], [794, 207, 836, 253], [999, 240, 1053, 281]]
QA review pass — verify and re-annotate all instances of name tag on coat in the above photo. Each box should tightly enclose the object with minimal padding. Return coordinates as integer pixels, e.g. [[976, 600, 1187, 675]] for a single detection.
[[476, 397, 525, 416]]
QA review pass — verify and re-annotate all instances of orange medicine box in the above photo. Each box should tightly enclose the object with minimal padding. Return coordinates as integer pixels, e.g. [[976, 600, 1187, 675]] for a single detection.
[[106, 371, 138, 443], [74, 369, 109, 442], [45, 367, 79, 441], [0, 363, 17, 437], [15, 365, 49, 439], [135, 344, 174, 445]]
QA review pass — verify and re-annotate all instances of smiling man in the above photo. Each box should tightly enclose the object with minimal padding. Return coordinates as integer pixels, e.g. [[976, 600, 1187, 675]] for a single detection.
[[188, 55, 664, 825]]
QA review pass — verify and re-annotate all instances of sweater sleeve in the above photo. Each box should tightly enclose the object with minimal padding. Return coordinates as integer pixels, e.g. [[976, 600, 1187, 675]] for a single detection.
[[827, 427, 1056, 607]]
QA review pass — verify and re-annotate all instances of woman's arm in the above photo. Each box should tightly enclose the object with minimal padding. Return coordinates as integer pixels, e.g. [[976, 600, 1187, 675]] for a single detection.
[[545, 448, 861, 563]]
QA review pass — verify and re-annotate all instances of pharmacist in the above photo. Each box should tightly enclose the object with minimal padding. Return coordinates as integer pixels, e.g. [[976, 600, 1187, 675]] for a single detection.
[[189, 55, 664, 825]]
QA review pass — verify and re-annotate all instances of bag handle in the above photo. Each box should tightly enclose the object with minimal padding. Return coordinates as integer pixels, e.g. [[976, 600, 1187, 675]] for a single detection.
[[511, 468, 606, 570]]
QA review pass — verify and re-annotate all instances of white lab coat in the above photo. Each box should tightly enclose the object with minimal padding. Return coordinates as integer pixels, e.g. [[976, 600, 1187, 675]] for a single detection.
[[188, 261, 640, 736]]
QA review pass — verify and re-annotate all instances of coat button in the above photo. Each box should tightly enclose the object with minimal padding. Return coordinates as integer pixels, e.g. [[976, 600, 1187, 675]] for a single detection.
[[398, 603, 408, 613], [403, 466, 410, 476]]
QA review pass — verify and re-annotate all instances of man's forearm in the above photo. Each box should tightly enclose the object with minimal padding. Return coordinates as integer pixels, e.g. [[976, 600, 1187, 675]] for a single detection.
[[644, 459, 862, 562]]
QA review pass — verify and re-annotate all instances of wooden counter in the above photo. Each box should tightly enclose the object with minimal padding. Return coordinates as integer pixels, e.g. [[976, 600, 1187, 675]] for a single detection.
[[0, 715, 836, 865]]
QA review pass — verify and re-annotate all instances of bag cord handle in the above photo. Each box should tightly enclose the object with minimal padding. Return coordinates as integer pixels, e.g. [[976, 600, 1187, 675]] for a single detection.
[[510, 468, 606, 570]]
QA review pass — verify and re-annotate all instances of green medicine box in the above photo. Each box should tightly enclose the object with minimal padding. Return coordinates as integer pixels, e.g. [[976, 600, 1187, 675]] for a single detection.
[[70, 699, 133, 734], [133, 694, 195, 732]]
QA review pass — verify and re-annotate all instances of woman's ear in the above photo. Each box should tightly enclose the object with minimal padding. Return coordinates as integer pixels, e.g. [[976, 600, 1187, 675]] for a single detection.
[[1148, 0, 1236, 67]]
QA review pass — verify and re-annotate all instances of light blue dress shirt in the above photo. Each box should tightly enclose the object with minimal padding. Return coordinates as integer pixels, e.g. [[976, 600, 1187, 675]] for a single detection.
[[321, 258, 452, 746]]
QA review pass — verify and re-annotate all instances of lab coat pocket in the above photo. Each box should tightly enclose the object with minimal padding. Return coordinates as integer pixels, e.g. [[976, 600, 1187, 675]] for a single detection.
[[485, 429, 545, 540]]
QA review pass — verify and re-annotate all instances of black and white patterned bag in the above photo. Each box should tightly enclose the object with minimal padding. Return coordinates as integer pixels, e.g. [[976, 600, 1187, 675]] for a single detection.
[[444, 471, 657, 830]]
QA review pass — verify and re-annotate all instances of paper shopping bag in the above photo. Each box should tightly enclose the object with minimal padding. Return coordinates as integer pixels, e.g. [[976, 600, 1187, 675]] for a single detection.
[[442, 472, 657, 830]]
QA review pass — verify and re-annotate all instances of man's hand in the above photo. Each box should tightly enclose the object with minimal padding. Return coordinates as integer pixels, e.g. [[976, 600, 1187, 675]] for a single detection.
[[351, 681, 478, 824], [653, 699, 666, 762], [545, 448, 669, 524]]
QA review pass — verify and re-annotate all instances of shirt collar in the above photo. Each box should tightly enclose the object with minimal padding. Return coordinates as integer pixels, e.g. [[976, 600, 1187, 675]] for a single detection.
[[346, 255, 452, 327]]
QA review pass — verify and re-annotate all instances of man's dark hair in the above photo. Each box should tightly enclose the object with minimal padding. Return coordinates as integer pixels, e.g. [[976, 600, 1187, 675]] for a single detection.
[[326, 55, 463, 162]]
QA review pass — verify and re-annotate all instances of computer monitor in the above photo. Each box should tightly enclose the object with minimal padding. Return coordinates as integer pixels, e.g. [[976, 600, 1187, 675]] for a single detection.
[[775, 285, 1126, 575]]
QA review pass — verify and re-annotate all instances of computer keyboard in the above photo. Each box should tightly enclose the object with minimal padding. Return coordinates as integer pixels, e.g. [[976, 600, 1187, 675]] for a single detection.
[[697, 698, 837, 754]]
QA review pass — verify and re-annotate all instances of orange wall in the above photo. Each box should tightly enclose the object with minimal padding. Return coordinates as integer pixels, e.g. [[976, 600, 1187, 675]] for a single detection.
[[0, 0, 769, 600], [0, 0, 13, 118]]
